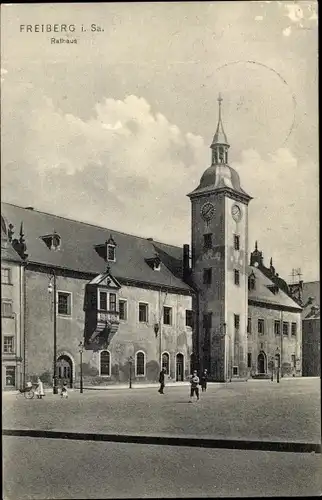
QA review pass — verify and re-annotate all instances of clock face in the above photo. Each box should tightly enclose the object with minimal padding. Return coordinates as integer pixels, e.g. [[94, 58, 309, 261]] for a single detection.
[[231, 204, 242, 222], [201, 202, 215, 221]]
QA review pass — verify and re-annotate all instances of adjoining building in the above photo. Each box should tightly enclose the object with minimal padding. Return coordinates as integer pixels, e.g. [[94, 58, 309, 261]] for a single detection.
[[1, 96, 303, 389], [289, 280, 320, 377], [1, 217, 26, 390]]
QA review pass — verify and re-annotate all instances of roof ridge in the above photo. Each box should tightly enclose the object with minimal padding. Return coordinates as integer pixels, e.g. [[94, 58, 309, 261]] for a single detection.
[[1, 201, 183, 250]]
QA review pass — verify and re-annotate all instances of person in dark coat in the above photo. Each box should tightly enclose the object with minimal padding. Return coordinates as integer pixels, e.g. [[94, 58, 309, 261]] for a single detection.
[[158, 368, 166, 394], [200, 369, 208, 392]]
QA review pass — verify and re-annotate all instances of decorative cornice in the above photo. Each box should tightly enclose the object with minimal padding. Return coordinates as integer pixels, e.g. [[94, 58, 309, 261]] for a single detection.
[[188, 186, 252, 205]]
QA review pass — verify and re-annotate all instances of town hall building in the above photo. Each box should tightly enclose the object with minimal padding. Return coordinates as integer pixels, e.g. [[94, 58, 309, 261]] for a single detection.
[[1, 97, 303, 390]]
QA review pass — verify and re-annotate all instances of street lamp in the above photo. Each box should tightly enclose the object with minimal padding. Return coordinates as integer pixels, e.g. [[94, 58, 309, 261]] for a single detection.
[[78, 341, 84, 394], [128, 356, 134, 389], [276, 348, 280, 383], [48, 272, 59, 395]]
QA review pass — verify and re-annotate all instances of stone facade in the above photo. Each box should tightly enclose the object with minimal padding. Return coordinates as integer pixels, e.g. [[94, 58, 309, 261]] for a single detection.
[[1, 259, 25, 390], [23, 265, 192, 386], [248, 303, 302, 378]]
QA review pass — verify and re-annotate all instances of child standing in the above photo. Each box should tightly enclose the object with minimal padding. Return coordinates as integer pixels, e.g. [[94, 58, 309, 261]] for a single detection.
[[61, 380, 68, 399], [189, 370, 200, 402], [35, 377, 45, 399]]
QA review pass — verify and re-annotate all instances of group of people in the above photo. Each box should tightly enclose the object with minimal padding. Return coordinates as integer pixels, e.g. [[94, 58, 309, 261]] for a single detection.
[[25, 378, 69, 399], [158, 368, 208, 402]]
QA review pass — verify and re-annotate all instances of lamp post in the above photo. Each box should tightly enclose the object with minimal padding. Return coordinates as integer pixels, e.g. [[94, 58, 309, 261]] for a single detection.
[[48, 272, 59, 395], [276, 348, 280, 383], [128, 356, 133, 389], [78, 341, 84, 393]]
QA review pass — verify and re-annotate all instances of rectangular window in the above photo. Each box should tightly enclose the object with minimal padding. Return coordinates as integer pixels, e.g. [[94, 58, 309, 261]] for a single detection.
[[258, 319, 265, 334], [107, 245, 116, 261], [119, 299, 127, 320], [283, 322, 289, 336], [3, 336, 14, 354], [203, 233, 213, 250], [247, 317, 252, 334], [203, 312, 212, 329], [58, 292, 72, 316], [139, 303, 148, 323], [203, 268, 212, 285], [234, 314, 240, 330], [163, 306, 172, 325], [5, 366, 16, 387], [1, 268, 11, 284], [1, 300, 13, 317], [233, 366, 238, 376], [291, 322, 297, 336], [186, 310, 193, 328], [291, 354, 296, 368], [99, 291, 108, 311], [234, 235, 240, 251], [274, 320, 281, 335], [234, 269, 240, 286], [109, 293, 117, 312], [247, 353, 252, 368]]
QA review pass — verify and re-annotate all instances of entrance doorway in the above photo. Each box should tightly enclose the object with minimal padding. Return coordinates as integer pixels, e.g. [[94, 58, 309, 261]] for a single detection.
[[57, 354, 73, 388], [257, 352, 266, 374], [176, 353, 184, 381]]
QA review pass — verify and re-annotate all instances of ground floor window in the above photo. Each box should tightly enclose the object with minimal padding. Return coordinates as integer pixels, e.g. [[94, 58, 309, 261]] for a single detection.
[[5, 366, 16, 386], [100, 350, 111, 376], [247, 353, 252, 368], [162, 352, 170, 375], [136, 351, 145, 376]]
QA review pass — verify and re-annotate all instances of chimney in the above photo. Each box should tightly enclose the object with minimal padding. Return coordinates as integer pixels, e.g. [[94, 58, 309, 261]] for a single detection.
[[183, 244, 190, 282]]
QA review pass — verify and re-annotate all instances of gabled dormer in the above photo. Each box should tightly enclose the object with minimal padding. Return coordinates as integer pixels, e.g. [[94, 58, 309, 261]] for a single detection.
[[94, 234, 117, 263], [145, 253, 161, 271], [267, 283, 279, 295], [41, 230, 61, 250]]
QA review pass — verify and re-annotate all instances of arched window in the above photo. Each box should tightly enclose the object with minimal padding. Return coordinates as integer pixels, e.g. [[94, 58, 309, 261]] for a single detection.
[[162, 352, 170, 375], [135, 351, 145, 376], [100, 350, 111, 376]]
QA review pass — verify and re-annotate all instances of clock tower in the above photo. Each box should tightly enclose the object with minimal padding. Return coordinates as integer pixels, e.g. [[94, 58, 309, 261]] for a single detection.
[[188, 95, 252, 381]]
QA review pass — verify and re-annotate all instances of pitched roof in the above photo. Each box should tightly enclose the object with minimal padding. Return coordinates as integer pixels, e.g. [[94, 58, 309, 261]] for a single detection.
[[1, 202, 192, 293], [248, 266, 302, 311]]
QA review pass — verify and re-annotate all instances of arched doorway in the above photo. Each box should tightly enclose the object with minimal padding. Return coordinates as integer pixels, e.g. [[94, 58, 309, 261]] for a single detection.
[[257, 352, 266, 374], [176, 353, 184, 381], [57, 354, 73, 388]]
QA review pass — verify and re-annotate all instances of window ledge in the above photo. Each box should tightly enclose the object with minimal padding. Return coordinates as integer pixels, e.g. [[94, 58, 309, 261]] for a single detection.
[[57, 314, 72, 318], [2, 283, 13, 286]]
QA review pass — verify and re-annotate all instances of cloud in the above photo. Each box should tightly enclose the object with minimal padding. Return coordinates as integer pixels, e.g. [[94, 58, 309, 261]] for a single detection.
[[1, 83, 207, 244]]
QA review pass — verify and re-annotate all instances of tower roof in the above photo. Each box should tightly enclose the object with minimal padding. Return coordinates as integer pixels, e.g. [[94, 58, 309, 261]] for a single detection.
[[211, 93, 229, 148]]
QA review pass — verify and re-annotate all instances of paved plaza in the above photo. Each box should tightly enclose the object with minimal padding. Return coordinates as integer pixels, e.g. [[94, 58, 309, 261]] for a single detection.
[[2, 378, 321, 498]]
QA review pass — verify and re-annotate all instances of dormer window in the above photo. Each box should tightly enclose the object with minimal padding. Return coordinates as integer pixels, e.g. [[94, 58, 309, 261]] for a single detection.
[[154, 256, 161, 271], [145, 254, 161, 271], [41, 232, 61, 250], [107, 245, 116, 261], [107, 235, 116, 262]]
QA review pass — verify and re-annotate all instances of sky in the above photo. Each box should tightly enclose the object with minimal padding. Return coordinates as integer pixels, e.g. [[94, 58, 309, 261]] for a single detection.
[[1, 1, 319, 282]]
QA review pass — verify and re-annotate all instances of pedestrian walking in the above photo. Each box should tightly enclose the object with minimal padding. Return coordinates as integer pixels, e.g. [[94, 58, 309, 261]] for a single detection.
[[158, 368, 166, 394], [200, 369, 208, 392], [189, 370, 200, 402], [61, 379, 68, 399], [34, 377, 45, 399]]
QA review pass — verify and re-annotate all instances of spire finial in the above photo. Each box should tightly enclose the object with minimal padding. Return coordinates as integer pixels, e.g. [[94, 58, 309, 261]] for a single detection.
[[270, 257, 273, 267], [255, 241, 258, 251]]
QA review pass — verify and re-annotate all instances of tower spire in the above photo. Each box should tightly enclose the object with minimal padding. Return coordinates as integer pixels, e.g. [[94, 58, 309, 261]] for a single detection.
[[210, 93, 230, 165]]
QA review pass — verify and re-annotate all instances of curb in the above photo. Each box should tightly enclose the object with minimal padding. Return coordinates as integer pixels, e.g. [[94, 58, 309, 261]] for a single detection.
[[3, 429, 321, 454]]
